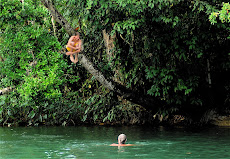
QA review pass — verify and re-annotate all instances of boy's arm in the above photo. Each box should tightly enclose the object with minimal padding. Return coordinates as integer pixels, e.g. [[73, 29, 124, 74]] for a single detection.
[[65, 50, 81, 55], [74, 40, 82, 50], [67, 36, 76, 49]]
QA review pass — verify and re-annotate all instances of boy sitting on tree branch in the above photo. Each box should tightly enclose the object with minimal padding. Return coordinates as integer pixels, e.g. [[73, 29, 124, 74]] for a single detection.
[[66, 27, 82, 63]]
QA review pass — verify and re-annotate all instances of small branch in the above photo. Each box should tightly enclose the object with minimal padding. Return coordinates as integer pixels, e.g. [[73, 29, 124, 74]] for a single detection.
[[51, 15, 57, 37], [0, 86, 15, 95], [120, 34, 131, 45], [27, 61, 37, 75], [0, 56, 4, 62], [21, 0, 24, 10], [207, 59, 212, 88]]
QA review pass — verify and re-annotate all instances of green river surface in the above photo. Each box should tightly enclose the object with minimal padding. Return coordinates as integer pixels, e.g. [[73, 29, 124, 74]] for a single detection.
[[0, 126, 230, 159]]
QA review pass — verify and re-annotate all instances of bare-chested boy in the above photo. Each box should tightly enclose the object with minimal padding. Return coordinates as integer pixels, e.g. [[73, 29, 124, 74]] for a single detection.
[[66, 31, 82, 63]]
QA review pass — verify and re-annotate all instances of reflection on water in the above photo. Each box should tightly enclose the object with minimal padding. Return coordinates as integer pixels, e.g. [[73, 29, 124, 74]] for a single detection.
[[0, 126, 230, 158]]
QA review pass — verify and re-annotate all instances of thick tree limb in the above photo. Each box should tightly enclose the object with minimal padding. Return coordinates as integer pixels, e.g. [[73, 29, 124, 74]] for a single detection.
[[78, 54, 115, 91], [41, 0, 162, 111], [79, 53, 162, 110], [40, 0, 75, 36]]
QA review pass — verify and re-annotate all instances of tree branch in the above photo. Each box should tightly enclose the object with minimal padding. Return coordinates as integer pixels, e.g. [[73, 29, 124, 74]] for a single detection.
[[0, 87, 14, 96], [40, 0, 75, 35]]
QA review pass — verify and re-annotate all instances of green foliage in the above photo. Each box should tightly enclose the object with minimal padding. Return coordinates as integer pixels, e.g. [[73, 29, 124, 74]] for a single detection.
[[0, 0, 82, 126], [1, 0, 230, 126], [64, 0, 229, 114], [209, 2, 230, 24]]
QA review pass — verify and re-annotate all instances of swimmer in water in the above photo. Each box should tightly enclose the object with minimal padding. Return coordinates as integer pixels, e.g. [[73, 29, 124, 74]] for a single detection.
[[110, 134, 134, 146]]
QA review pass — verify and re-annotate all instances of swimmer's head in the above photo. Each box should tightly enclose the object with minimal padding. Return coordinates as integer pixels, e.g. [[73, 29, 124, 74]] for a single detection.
[[118, 134, 127, 144]]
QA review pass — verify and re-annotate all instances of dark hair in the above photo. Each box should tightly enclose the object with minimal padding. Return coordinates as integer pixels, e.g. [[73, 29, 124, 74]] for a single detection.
[[75, 32, 80, 36]]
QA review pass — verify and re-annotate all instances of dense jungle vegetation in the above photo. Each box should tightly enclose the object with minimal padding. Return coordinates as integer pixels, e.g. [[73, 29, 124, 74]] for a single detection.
[[0, 0, 230, 126]]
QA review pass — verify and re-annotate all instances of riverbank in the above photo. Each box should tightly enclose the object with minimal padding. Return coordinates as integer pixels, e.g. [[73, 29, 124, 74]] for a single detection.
[[2, 112, 230, 128]]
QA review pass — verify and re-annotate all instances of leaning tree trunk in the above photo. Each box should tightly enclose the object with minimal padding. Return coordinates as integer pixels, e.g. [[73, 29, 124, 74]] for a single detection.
[[40, 0, 162, 111]]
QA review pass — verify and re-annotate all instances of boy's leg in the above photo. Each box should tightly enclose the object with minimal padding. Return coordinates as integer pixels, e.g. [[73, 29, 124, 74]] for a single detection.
[[66, 47, 73, 55], [69, 55, 75, 63], [66, 48, 76, 63], [66, 49, 81, 63], [73, 53, 79, 63]]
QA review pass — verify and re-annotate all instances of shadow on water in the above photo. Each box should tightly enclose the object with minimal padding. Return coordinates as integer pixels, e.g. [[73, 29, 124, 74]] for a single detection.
[[1, 126, 230, 158]]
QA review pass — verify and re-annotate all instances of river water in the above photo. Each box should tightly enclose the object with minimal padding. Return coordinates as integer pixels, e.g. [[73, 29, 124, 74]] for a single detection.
[[0, 126, 230, 159]]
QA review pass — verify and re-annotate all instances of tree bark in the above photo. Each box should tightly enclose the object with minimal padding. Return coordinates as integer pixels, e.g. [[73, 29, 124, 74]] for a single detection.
[[0, 55, 4, 62], [78, 54, 115, 91], [102, 29, 124, 85], [40, 0, 162, 111], [40, 0, 75, 36]]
